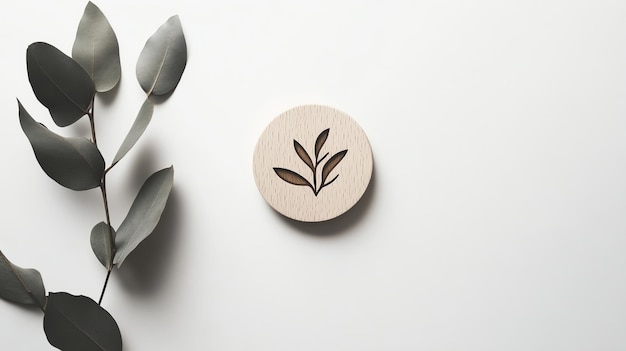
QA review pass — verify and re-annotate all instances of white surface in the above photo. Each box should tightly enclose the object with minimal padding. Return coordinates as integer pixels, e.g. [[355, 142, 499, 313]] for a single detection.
[[1, 0, 626, 350]]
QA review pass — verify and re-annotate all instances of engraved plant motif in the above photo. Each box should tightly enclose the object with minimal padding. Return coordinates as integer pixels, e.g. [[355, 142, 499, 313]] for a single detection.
[[274, 128, 348, 196]]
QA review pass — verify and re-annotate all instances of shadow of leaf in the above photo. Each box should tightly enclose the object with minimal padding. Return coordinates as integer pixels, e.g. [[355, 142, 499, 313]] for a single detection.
[[116, 188, 183, 296], [95, 75, 121, 107], [0, 300, 44, 316]]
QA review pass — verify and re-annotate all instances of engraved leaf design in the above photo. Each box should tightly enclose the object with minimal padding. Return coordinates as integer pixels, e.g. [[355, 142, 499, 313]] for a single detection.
[[315, 128, 329, 158], [294, 140, 314, 171], [321, 150, 348, 185], [274, 168, 313, 188]]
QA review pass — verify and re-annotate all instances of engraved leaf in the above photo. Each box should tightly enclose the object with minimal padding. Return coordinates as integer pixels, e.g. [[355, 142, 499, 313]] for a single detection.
[[0, 250, 46, 308], [315, 128, 329, 158], [19, 101, 105, 191], [321, 150, 348, 185], [136, 15, 187, 97], [44, 292, 122, 351], [72, 1, 121, 92], [273, 168, 313, 188], [294, 140, 314, 171], [90, 222, 115, 270], [27, 42, 95, 127]]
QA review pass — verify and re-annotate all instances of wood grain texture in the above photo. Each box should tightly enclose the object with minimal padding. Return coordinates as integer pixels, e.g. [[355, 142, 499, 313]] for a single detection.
[[253, 105, 373, 222]]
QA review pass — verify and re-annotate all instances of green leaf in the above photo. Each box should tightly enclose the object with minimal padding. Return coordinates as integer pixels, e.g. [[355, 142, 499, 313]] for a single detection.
[[0, 250, 46, 309], [27, 42, 95, 127], [72, 1, 121, 92], [18, 101, 104, 191], [91, 222, 115, 270], [114, 166, 174, 267], [136, 15, 187, 97], [44, 292, 122, 351], [112, 98, 154, 166]]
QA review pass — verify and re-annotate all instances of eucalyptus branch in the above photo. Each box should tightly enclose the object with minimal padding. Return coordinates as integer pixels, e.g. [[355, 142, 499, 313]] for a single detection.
[[1, 3, 187, 349]]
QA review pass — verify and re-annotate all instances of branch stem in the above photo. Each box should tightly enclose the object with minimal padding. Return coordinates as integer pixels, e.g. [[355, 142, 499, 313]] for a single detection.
[[312, 152, 329, 196], [98, 155, 116, 306], [88, 98, 97, 146], [98, 269, 112, 305], [88, 101, 116, 306]]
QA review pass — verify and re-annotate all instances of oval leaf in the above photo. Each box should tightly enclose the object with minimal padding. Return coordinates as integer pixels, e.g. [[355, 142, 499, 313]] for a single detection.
[[315, 128, 329, 158], [19, 101, 104, 191], [273, 168, 313, 188], [112, 99, 154, 166], [91, 222, 115, 270], [44, 292, 122, 351], [114, 166, 174, 267], [0, 250, 46, 309], [136, 15, 187, 97], [27, 42, 95, 127], [72, 1, 121, 92], [321, 150, 348, 185], [294, 140, 314, 171]]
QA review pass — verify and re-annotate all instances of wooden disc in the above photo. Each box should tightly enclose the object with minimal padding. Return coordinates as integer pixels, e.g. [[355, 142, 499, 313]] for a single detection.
[[253, 105, 373, 222]]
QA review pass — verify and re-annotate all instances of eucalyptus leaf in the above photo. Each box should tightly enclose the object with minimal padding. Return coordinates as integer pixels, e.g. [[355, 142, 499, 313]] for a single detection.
[[91, 222, 115, 270], [114, 166, 174, 267], [112, 98, 154, 166], [18, 101, 104, 191], [72, 1, 121, 92], [27, 42, 95, 127], [44, 292, 122, 351], [136, 15, 187, 97], [0, 250, 46, 309]]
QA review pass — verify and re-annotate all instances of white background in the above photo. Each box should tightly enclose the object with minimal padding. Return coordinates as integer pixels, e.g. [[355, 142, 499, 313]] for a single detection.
[[1, 0, 626, 350]]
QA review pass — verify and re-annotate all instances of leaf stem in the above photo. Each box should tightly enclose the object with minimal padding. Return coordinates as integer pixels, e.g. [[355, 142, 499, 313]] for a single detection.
[[312, 152, 329, 196], [98, 167, 116, 305], [318, 174, 339, 194], [313, 158, 318, 196], [88, 97, 97, 146], [89, 101, 116, 306], [98, 269, 112, 305]]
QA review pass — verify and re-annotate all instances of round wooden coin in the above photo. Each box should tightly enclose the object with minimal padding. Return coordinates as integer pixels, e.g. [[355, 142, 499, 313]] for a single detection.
[[253, 105, 373, 222]]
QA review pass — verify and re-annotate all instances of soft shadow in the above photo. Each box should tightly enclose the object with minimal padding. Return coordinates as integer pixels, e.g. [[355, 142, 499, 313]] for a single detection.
[[115, 144, 181, 295], [126, 145, 164, 190], [147, 90, 175, 105], [275, 165, 378, 237], [0, 301, 44, 316], [116, 188, 183, 295], [96, 76, 122, 106]]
